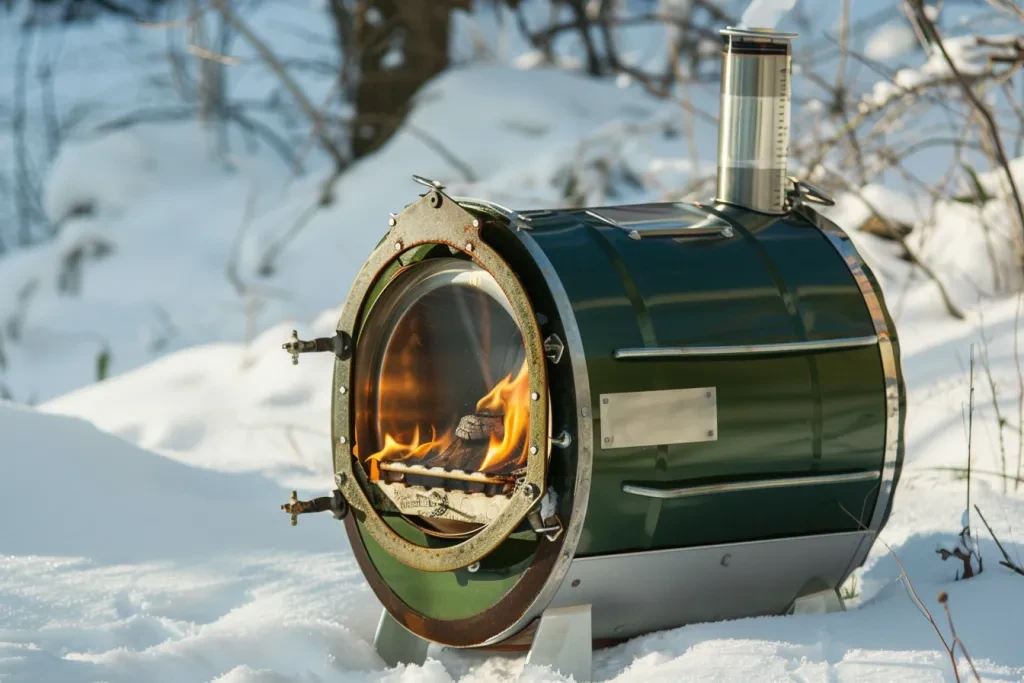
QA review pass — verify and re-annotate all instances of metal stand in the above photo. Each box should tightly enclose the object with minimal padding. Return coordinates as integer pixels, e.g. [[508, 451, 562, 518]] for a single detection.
[[374, 609, 429, 668], [791, 587, 845, 615], [524, 604, 592, 682]]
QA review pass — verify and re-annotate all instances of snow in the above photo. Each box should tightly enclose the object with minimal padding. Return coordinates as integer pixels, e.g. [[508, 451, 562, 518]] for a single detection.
[[5, 294, 1024, 680], [738, 0, 800, 30], [865, 23, 918, 61], [2, 2, 1024, 681]]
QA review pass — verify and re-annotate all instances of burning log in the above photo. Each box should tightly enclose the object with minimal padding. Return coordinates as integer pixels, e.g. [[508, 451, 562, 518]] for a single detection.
[[456, 413, 504, 441]]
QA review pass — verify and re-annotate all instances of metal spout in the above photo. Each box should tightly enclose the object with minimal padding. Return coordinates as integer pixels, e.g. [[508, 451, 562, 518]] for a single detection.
[[716, 27, 797, 214]]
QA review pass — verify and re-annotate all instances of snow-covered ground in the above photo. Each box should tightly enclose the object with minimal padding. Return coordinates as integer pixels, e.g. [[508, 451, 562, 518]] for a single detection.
[[2, 1, 1024, 681], [3, 268, 1024, 682]]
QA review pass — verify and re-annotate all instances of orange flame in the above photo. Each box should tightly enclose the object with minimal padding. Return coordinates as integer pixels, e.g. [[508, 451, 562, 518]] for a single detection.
[[365, 360, 531, 475], [475, 361, 530, 472], [369, 424, 449, 463]]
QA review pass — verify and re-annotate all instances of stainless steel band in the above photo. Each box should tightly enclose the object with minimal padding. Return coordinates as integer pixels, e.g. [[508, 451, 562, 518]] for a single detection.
[[622, 470, 881, 500], [613, 335, 879, 360]]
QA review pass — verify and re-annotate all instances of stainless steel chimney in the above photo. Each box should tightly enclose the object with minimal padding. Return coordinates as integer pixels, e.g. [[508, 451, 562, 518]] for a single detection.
[[716, 27, 797, 214]]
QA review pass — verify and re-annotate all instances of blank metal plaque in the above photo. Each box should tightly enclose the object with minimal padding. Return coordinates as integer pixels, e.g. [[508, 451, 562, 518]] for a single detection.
[[599, 387, 718, 449]]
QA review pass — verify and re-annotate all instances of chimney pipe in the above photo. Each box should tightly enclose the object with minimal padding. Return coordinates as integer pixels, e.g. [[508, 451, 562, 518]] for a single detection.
[[716, 27, 797, 215]]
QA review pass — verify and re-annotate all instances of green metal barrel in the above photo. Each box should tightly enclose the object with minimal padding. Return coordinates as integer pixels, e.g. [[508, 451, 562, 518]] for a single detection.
[[331, 188, 905, 649]]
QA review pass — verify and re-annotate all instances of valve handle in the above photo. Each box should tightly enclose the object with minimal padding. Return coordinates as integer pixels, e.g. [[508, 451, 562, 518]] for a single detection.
[[281, 330, 352, 365], [280, 490, 349, 526]]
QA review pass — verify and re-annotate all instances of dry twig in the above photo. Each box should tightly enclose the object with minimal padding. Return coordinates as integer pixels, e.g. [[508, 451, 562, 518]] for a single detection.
[[937, 592, 982, 682], [837, 504, 972, 682], [1015, 293, 1023, 491], [909, 0, 1024, 265], [211, 0, 347, 171], [974, 504, 1024, 578]]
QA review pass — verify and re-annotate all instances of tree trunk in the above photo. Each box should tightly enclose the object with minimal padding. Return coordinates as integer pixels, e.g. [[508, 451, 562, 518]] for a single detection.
[[346, 0, 465, 160]]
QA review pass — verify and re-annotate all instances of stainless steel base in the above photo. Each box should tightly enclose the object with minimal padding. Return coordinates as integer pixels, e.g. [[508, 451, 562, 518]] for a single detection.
[[374, 609, 429, 668], [792, 587, 846, 615], [524, 604, 592, 682], [547, 530, 871, 641]]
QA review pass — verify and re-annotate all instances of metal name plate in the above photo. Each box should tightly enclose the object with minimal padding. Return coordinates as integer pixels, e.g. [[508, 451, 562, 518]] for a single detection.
[[599, 387, 718, 449]]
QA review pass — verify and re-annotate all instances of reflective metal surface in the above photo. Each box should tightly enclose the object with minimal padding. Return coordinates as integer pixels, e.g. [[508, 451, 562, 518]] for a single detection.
[[800, 206, 903, 535], [525, 206, 888, 554], [599, 387, 718, 449], [548, 531, 871, 641], [585, 204, 733, 240], [613, 335, 879, 360], [453, 201, 597, 649], [622, 470, 881, 499], [716, 27, 796, 214]]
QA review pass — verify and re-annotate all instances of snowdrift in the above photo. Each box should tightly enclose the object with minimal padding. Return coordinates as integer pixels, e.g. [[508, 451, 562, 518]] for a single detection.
[[0, 400, 324, 561]]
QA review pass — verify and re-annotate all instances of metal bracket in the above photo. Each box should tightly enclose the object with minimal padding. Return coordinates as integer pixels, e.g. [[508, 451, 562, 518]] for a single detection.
[[373, 609, 429, 668], [787, 176, 836, 207], [411, 174, 445, 191], [790, 577, 846, 615], [543, 333, 565, 364], [524, 604, 592, 682], [282, 330, 351, 365], [528, 508, 564, 542]]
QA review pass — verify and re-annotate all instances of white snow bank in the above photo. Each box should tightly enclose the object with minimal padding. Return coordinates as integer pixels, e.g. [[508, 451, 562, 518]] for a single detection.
[[865, 23, 918, 61], [26, 273, 1024, 682], [0, 400, 325, 561], [43, 314, 339, 490]]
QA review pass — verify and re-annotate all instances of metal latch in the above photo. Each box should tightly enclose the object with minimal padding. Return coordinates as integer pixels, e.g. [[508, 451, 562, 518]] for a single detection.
[[282, 330, 352, 365], [281, 489, 349, 525], [788, 177, 836, 207]]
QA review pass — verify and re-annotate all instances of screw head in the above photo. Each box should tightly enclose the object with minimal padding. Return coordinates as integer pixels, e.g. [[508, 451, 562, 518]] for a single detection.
[[582, 407, 590, 417], [571, 579, 581, 588], [602, 397, 609, 405], [530, 445, 538, 455], [394, 241, 402, 251], [604, 437, 611, 444], [523, 483, 539, 499], [339, 436, 347, 444], [531, 392, 540, 401], [472, 219, 480, 228], [705, 391, 712, 398], [335, 472, 347, 486], [339, 386, 347, 394], [467, 562, 480, 573], [388, 217, 396, 227], [465, 242, 474, 252], [707, 430, 715, 438]]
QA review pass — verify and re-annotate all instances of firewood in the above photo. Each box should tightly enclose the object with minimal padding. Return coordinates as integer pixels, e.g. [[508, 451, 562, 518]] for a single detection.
[[455, 413, 504, 441]]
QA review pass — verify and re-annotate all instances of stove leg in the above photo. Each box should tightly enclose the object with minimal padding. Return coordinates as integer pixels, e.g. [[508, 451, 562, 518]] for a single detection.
[[791, 587, 846, 615], [525, 604, 592, 682], [374, 608, 429, 668]]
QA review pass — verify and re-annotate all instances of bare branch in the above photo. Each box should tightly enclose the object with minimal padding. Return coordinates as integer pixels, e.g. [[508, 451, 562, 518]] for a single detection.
[[909, 0, 1024, 266], [211, 0, 347, 171], [819, 169, 967, 320], [974, 505, 1024, 578]]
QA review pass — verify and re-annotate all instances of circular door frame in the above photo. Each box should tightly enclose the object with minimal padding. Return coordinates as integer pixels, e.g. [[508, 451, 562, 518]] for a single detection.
[[332, 188, 549, 572]]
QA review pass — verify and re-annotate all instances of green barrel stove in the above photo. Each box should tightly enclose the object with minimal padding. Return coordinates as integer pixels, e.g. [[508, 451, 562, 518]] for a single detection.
[[279, 26, 905, 679]]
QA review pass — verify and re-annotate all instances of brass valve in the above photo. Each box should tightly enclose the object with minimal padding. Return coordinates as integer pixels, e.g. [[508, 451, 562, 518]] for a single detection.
[[281, 489, 349, 526], [281, 330, 352, 365]]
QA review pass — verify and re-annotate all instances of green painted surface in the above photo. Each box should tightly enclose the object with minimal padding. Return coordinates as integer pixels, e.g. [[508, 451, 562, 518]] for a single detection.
[[357, 516, 539, 620], [342, 200, 902, 616], [524, 205, 895, 556]]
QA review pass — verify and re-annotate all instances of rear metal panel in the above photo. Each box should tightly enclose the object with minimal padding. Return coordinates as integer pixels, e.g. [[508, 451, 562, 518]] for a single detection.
[[525, 205, 891, 556]]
